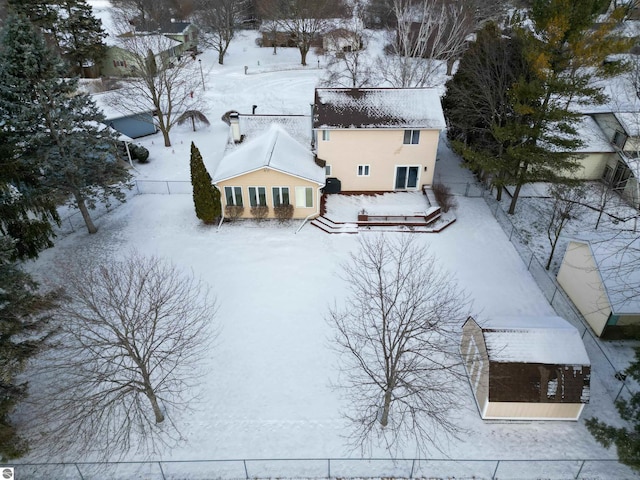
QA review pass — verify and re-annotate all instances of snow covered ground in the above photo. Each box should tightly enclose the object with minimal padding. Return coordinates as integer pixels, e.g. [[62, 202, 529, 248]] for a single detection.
[[17, 12, 640, 479]]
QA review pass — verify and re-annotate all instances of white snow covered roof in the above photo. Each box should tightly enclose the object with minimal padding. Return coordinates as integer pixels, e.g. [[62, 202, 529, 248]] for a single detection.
[[478, 316, 590, 365], [571, 238, 640, 315], [91, 91, 154, 120], [576, 115, 616, 152], [237, 115, 312, 148], [614, 112, 640, 137], [213, 125, 325, 185], [314, 88, 446, 130]]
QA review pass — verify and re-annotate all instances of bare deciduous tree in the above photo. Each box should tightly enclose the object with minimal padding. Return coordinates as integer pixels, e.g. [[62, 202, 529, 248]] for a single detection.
[[257, 0, 347, 66], [110, 34, 204, 147], [543, 184, 585, 270], [328, 235, 469, 455], [194, 0, 249, 64], [35, 252, 217, 458], [321, 4, 373, 88], [377, 0, 474, 87]]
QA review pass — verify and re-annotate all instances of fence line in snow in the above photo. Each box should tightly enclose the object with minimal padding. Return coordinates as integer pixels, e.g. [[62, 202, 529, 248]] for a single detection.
[[480, 187, 634, 403], [2, 456, 634, 480]]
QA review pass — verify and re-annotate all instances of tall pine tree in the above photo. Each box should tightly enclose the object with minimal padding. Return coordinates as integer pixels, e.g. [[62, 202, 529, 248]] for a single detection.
[[57, 0, 107, 77], [190, 142, 221, 224], [587, 347, 640, 471], [7, 0, 107, 77], [0, 236, 58, 460], [0, 14, 130, 234], [0, 128, 59, 260], [444, 1, 630, 213]]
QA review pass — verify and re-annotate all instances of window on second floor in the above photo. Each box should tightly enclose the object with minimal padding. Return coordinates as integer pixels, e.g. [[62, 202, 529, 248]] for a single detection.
[[357, 165, 370, 176], [403, 129, 420, 145], [322, 130, 330, 141], [325, 165, 332, 176]]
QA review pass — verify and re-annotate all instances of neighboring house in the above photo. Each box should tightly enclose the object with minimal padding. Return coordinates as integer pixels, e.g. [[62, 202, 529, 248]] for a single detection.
[[313, 87, 446, 192], [589, 111, 640, 208], [212, 124, 325, 220], [259, 18, 361, 51], [101, 34, 184, 77], [160, 21, 199, 53], [322, 28, 361, 53], [557, 238, 640, 338], [92, 91, 157, 139], [461, 316, 590, 421]]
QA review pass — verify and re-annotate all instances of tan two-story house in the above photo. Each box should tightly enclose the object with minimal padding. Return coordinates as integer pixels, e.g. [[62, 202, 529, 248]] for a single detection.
[[313, 88, 446, 192]]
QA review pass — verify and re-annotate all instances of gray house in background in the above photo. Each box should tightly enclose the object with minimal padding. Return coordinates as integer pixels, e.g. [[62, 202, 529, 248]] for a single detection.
[[92, 92, 157, 139]]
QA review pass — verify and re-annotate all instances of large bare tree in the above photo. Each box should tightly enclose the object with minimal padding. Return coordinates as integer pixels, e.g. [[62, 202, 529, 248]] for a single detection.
[[328, 235, 470, 455], [377, 0, 474, 87], [35, 252, 217, 458], [257, 0, 347, 66], [194, 0, 249, 65], [321, 4, 373, 88], [110, 33, 204, 147]]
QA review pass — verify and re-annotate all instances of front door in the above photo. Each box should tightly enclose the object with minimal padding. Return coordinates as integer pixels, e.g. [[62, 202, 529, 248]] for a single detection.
[[395, 166, 419, 190]]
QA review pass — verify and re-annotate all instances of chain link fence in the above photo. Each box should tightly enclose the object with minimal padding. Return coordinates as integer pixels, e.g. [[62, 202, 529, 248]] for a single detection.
[[3, 457, 634, 480], [481, 191, 634, 403]]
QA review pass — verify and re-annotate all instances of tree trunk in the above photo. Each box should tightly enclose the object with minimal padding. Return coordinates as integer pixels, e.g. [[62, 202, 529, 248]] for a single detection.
[[145, 387, 165, 423], [546, 236, 558, 270], [508, 166, 527, 214], [161, 128, 171, 147], [74, 191, 98, 234], [446, 57, 455, 76], [496, 185, 503, 201], [218, 51, 224, 65], [300, 46, 308, 66], [380, 389, 393, 427]]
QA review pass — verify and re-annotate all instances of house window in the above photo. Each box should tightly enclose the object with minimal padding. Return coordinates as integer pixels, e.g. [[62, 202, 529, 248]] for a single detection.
[[613, 130, 627, 149], [403, 130, 420, 145], [248, 186, 267, 207], [184, 34, 189, 43], [322, 130, 330, 141], [224, 186, 243, 206], [113, 59, 127, 68], [325, 165, 332, 176], [272, 187, 290, 207], [357, 165, 370, 176], [395, 166, 420, 189], [295, 186, 313, 208]]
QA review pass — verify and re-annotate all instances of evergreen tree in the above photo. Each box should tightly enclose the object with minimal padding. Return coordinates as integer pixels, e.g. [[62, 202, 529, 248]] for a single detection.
[[0, 129, 59, 260], [586, 347, 640, 471], [443, 1, 630, 214], [190, 142, 221, 224], [7, 0, 107, 77], [0, 14, 130, 234], [58, 0, 107, 77], [0, 236, 57, 460]]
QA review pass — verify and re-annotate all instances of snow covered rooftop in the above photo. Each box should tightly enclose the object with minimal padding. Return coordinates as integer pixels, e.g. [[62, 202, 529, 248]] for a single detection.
[[213, 124, 325, 185], [478, 316, 590, 366], [575, 115, 616, 153], [572, 238, 640, 315], [91, 91, 154, 120], [236, 114, 312, 148], [313, 88, 446, 130], [614, 112, 640, 137]]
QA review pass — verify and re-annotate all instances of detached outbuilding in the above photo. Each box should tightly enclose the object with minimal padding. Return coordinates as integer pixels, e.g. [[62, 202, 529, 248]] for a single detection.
[[557, 239, 640, 338], [461, 316, 590, 421]]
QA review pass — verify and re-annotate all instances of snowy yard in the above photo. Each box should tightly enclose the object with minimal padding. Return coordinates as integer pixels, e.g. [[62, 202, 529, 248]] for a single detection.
[[18, 16, 640, 480]]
